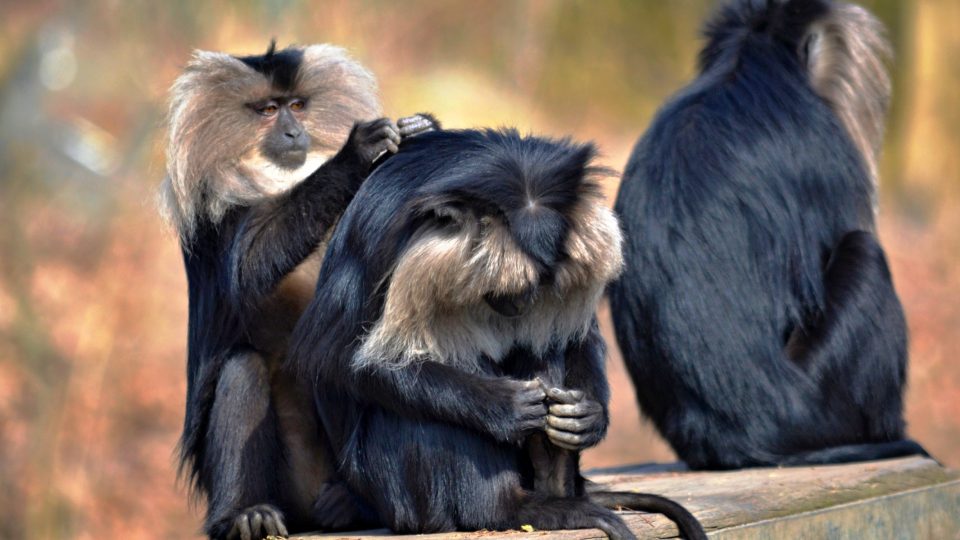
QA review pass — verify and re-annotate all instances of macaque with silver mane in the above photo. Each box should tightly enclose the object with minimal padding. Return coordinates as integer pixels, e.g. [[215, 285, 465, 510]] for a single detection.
[[289, 129, 705, 540], [159, 41, 436, 539]]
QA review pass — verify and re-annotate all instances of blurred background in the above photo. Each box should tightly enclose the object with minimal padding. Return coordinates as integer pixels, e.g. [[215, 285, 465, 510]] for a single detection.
[[1, 1, 957, 538]]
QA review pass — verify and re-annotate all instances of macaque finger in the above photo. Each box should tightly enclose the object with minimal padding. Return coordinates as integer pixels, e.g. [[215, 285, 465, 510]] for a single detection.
[[524, 379, 545, 391], [388, 129, 402, 146], [547, 415, 587, 432], [521, 416, 547, 432], [398, 117, 433, 136], [521, 380, 547, 402], [377, 124, 401, 145], [398, 113, 439, 134], [362, 117, 392, 133], [546, 426, 584, 448], [263, 515, 279, 537], [549, 402, 597, 417], [273, 511, 289, 536], [237, 515, 252, 540], [397, 114, 428, 127], [522, 401, 548, 420], [547, 387, 585, 405], [249, 511, 264, 537], [406, 118, 431, 128], [550, 439, 582, 451]]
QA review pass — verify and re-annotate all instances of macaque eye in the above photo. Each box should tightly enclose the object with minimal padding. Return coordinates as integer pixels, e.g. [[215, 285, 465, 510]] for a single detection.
[[433, 212, 461, 231], [430, 206, 467, 232], [257, 102, 279, 116], [289, 99, 306, 112], [435, 214, 458, 229]]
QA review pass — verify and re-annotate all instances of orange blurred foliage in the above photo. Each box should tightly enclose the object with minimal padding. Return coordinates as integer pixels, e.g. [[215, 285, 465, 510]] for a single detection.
[[0, 1, 956, 538]]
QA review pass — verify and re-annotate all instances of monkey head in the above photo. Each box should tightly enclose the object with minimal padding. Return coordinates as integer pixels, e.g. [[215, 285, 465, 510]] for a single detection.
[[160, 42, 381, 241], [701, 0, 891, 195], [353, 130, 624, 371]]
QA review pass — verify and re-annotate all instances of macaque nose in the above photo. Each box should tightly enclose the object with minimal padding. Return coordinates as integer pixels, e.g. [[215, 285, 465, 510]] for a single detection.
[[484, 287, 537, 318], [284, 127, 301, 139]]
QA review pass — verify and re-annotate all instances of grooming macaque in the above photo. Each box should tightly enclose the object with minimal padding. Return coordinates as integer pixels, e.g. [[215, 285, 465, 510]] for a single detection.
[[610, 0, 929, 469], [289, 129, 705, 540], [159, 42, 435, 539]]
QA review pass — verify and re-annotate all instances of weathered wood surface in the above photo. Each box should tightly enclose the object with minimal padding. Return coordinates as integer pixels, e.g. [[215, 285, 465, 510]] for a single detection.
[[294, 456, 959, 539]]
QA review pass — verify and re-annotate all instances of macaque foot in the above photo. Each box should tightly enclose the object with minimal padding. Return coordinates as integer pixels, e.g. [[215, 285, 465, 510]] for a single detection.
[[225, 504, 288, 540]]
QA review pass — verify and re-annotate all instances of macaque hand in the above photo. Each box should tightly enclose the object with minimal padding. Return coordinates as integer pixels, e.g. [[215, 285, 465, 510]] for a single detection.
[[350, 117, 402, 163], [397, 113, 440, 139], [543, 386, 606, 451]]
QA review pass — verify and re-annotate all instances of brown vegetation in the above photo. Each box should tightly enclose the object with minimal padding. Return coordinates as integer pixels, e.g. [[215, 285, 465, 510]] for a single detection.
[[0, 1, 956, 538]]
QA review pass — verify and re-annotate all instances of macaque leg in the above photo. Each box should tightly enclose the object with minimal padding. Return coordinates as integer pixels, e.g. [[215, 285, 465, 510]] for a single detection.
[[204, 352, 289, 540]]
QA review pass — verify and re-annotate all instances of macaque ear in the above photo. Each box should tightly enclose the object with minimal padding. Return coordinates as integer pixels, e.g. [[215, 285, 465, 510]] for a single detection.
[[430, 203, 469, 230], [407, 198, 472, 236]]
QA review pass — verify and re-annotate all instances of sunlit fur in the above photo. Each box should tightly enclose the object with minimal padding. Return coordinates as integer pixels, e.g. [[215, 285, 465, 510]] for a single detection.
[[701, 0, 891, 206], [807, 3, 891, 195], [159, 44, 380, 242], [286, 129, 678, 538], [160, 43, 391, 538], [357, 188, 622, 371], [611, 0, 924, 470]]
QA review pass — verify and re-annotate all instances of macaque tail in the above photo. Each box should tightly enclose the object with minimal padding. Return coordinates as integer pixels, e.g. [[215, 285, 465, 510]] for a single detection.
[[590, 491, 707, 540]]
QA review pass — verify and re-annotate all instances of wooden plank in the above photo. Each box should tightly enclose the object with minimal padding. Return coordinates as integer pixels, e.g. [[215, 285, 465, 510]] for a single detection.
[[293, 457, 958, 539], [711, 480, 960, 539]]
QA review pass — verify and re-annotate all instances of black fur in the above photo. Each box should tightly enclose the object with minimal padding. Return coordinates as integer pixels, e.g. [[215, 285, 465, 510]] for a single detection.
[[289, 129, 705, 539], [609, 0, 927, 470], [237, 40, 303, 92], [176, 97, 433, 536], [181, 134, 376, 538]]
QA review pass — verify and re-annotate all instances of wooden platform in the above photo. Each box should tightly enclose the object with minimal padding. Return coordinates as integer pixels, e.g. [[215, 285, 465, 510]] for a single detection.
[[293, 456, 958, 539]]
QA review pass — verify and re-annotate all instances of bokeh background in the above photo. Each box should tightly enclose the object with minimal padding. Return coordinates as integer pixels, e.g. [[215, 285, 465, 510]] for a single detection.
[[1, 1, 958, 538]]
